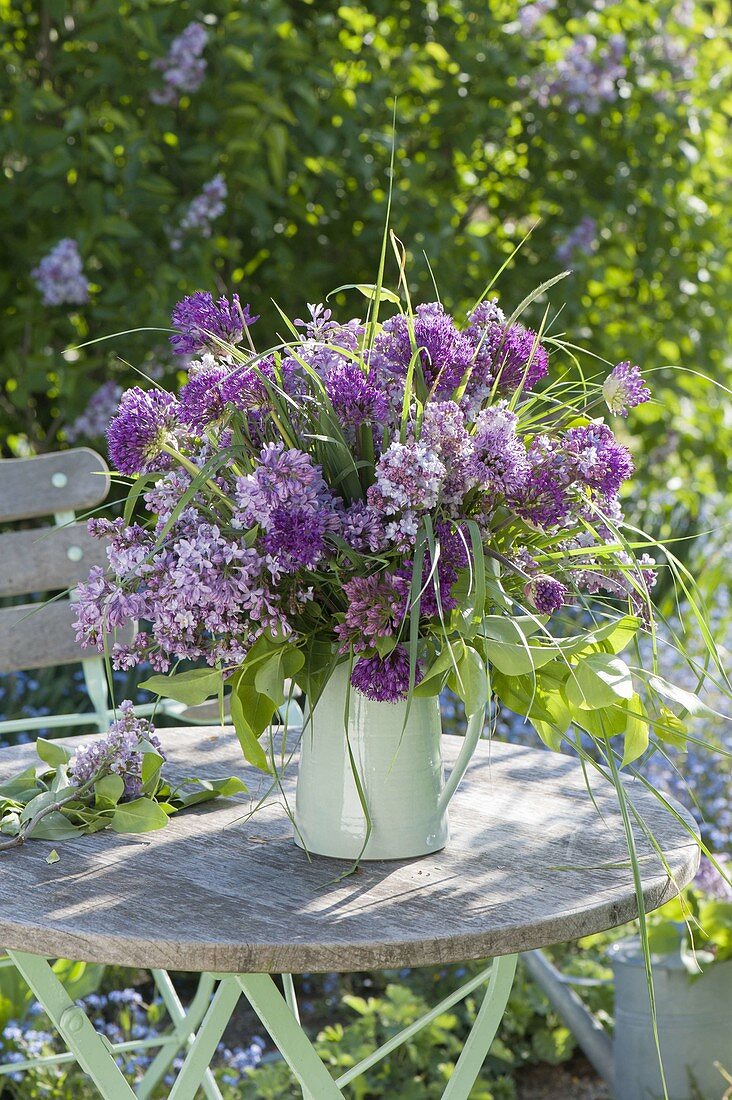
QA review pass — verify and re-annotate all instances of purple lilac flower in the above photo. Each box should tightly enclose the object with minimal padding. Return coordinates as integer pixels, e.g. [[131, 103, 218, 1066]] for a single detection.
[[170, 292, 258, 356], [518, 0, 556, 34], [67, 381, 122, 441], [524, 574, 568, 614], [31, 238, 90, 306], [473, 403, 531, 497], [68, 700, 165, 800], [262, 506, 327, 570], [341, 501, 387, 553], [368, 441, 446, 516], [170, 174, 227, 252], [107, 387, 179, 475], [693, 856, 731, 900], [419, 402, 481, 504], [525, 33, 627, 114], [555, 217, 599, 265], [564, 422, 635, 499], [350, 645, 421, 703], [335, 573, 410, 654], [603, 361, 651, 417], [234, 443, 336, 529], [150, 21, 208, 107], [324, 361, 390, 431], [375, 302, 474, 395]]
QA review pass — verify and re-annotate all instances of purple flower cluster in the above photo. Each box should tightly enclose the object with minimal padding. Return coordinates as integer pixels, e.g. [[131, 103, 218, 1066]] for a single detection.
[[518, 0, 556, 35], [31, 238, 90, 306], [82, 288, 653, 705], [555, 216, 599, 265], [150, 21, 208, 107], [68, 700, 165, 800], [603, 361, 651, 417], [525, 33, 627, 114], [170, 292, 258, 356], [67, 381, 122, 441], [170, 174, 227, 252]]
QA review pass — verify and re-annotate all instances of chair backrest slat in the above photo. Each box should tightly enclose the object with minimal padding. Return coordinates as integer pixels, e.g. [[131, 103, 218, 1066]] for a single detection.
[[0, 601, 89, 673], [0, 448, 110, 523], [0, 523, 108, 598]]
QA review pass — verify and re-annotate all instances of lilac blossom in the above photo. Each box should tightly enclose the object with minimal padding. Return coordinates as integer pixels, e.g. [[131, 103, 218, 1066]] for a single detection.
[[555, 217, 599, 265], [107, 387, 179, 475], [420, 402, 481, 504], [341, 501, 387, 553], [473, 403, 531, 498], [170, 292, 258, 356], [234, 443, 337, 529], [68, 701, 165, 801], [170, 174, 227, 251], [31, 238, 89, 306], [335, 573, 410, 654], [350, 646, 421, 702], [150, 21, 208, 107], [518, 0, 556, 34], [368, 441, 446, 517], [525, 33, 627, 114], [603, 361, 651, 417], [67, 381, 122, 441]]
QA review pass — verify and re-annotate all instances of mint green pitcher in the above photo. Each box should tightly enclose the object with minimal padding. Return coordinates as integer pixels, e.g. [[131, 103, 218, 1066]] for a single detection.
[[294, 663, 485, 860]]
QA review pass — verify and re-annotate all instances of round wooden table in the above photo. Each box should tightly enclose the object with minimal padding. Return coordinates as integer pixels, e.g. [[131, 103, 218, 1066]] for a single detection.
[[0, 728, 699, 1100]]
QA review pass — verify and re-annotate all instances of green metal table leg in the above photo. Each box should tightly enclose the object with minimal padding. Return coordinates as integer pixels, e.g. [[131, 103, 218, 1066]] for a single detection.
[[167, 977, 241, 1100], [6, 949, 137, 1100], [442, 953, 518, 1100], [138, 972, 222, 1100], [237, 973, 343, 1099]]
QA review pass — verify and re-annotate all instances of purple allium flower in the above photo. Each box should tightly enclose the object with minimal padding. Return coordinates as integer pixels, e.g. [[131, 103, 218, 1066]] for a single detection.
[[170, 292, 258, 356], [509, 435, 575, 530], [68, 700, 165, 801], [150, 21, 208, 107], [473, 403, 531, 497], [67, 381, 123, 441], [603, 361, 651, 417], [564, 422, 635, 499], [324, 361, 390, 431], [524, 574, 568, 614], [375, 302, 474, 395], [368, 441, 446, 515], [169, 174, 227, 251], [491, 324, 549, 392], [262, 506, 327, 570], [350, 645, 422, 703], [31, 238, 90, 306], [335, 573, 410, 654], [341, 501, 387, 553], [555, 216, 599, 265], [400, 522, 469, 618], [107, 387, 178, 475]]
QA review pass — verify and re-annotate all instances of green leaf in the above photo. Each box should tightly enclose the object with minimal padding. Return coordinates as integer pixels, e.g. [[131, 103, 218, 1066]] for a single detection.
[[36, 738, 71, 768], [20, 789, 58, 823], [46, 849, 60, 865], [621, 697, 650, 766], [253, 644, 305, 707], [480, 617, 558, 676], [0, 768, 39, 800], [140, 668, 222, 707], [447, 645, 489, 717], [230, 678, 273, 772], [565, 654, 634, 710], [413, 640, 465, 697], [109, 798, 169, 834], [330, 282, 401, 304], [31, 813, 80, 841], [171, 775, 247, 809], [94, 774, 125, 806]]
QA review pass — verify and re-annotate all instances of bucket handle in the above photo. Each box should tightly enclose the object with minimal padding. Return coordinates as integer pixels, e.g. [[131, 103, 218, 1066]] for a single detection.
[[436, 704, 486, 816]]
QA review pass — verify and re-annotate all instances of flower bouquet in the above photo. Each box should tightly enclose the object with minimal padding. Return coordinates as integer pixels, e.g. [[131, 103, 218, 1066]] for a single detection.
[[73, 253, 727, 864]]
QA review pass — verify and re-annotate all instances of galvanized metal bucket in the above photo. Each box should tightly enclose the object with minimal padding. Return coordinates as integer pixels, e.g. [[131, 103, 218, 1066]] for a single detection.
[[294, 662, 484, 860], [609, 937, 732, 1100]]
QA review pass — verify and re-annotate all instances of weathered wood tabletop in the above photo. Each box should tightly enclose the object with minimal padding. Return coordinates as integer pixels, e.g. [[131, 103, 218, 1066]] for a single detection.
[[0, 728, 698, 974]]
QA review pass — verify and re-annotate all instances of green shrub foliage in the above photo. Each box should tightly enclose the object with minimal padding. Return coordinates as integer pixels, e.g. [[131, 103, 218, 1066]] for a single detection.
[[1, 1, 729, 516]]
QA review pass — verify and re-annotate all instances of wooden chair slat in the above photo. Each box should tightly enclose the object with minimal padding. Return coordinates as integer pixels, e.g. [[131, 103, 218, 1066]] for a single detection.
[[0, 449, 110, 523], [0, 600, 90, 673], [0, 523, 108, 598]]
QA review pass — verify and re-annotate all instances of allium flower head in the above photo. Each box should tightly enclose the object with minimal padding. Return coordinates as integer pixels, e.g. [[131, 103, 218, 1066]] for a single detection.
[[324, 361, 390, 431], [491, 324, 549, 392], [170, 292, 258, 356], [524, 574, 568, 614], [107, 387, 178, 475], [350, 645, 422, 703], [603, 361, 651, 417], [335, 572, 410, 654], [375, 302, 474, 394], [564, 422, 634, 499], [68, 700, 165, 801], [31, 238, 90, 306], [473, 403, 531, 497]]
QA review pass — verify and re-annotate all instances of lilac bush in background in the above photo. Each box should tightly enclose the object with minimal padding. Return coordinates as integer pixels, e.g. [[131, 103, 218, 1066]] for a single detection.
[[30, 239, 89, 307], [150, 21, 209, 107], [169, 174, 228, 252]]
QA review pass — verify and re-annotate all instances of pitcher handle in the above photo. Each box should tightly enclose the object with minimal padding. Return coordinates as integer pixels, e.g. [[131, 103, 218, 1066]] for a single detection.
[[437, 704, 486, 816]]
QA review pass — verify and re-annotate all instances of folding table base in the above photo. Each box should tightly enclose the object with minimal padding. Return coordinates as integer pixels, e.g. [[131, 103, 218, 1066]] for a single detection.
[[4, 949, 518, 1099]]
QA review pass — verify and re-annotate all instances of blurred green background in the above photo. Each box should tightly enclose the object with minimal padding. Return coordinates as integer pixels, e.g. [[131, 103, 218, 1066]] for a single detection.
[[1, 0, 730, 543]]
